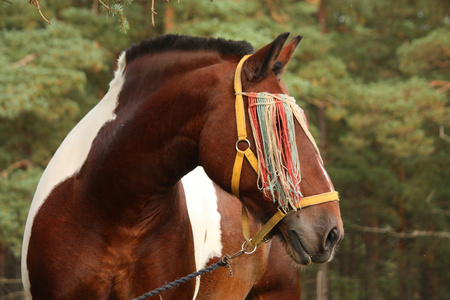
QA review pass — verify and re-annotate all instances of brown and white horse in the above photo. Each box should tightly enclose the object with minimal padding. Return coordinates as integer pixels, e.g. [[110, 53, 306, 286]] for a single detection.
[[22, 33, 343, 299]]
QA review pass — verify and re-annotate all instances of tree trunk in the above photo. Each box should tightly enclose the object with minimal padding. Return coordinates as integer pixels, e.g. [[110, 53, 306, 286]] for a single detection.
[[397, 167, 408, 300], [92, 0, 99, 15], [420, 227, 436, 300], [0, 244, 5, 277], [315, 3, 330, 300], [318, 0, 328, 35], [317, 264, 329, 300], [364, 209, 379, 300], [164, 4, 175, 32]]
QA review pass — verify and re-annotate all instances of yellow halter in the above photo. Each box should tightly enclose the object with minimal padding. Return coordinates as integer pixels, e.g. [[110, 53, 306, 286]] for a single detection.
[[231, 55, 340, 248]]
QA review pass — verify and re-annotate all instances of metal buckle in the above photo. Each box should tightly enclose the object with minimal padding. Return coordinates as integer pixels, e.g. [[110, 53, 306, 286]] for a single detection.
[[261, 236, 271, 244], [277, 205, 297, 217], [277, 205, 288, 215]]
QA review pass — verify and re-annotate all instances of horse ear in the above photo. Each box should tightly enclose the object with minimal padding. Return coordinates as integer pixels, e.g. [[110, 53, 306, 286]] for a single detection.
[[242, 32, 290, 83], [276, 36, 302, 74]]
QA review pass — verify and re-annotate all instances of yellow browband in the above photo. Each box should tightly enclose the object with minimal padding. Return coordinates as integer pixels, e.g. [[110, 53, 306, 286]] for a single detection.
[[231, 55, 340, 248]]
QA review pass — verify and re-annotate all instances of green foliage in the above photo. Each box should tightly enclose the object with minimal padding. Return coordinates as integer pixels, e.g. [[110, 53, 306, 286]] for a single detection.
[[326, 0, 449, 81], [99, 0, 133, 34], [1, 23, 105, 117], [345, 78, 445, 159], [0, 22, 107, 168], [0, 167, 42, 257], [397, 27, 450, 79], [0, 4, 159, 283], [0, 0, 449, 299], [172, 0, 284, 47]]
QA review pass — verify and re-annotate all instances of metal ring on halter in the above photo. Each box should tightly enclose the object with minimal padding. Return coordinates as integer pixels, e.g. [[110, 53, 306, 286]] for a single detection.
[[235, 139, 251, 152], [241, 240, 257, 254]]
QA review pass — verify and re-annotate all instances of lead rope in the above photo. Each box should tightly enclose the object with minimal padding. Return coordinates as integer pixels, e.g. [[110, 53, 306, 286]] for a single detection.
[[131, 250, 246, 300]]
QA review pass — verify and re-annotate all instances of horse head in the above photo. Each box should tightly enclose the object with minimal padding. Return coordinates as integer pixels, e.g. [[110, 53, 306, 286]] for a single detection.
[[200, 33, 344, 266]]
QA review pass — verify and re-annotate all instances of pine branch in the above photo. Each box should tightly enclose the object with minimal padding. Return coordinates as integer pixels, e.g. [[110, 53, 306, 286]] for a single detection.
[[151, 0, 157, 26], [425, 188, 450, 216], [9, 53, 38, 68], [0, 159, 33, 178], [0, 291, 26, 300], [351, 224, 450, 240], [29, 0, 51, 24], [98, 0, 131, 33], [0, 277, 22, 284], [429, 80, 450, 93], [439, 126, 450, 143], [264, 0, 287, 24], [98, 0, 121, 13]]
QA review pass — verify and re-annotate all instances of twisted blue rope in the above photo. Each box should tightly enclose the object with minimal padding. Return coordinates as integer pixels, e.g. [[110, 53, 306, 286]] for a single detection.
[[131, 260, 225, 300], [130, 249, 248, 300]]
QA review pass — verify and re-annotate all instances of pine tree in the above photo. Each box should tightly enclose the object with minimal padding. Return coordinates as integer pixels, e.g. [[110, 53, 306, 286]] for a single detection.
[[1, 1, 448, 299]]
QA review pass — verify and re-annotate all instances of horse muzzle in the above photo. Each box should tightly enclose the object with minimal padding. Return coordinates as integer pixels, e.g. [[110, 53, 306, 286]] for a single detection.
[[278, 203, 344, 266]]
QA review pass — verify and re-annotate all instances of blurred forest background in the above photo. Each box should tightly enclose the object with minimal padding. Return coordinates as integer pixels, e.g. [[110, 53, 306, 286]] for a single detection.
[[0, 0, 449, 299]]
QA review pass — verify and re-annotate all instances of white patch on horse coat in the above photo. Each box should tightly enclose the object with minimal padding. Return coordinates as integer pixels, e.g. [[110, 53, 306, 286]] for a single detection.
[[21, 52, 127, 299], [182, 167, 223, 300]]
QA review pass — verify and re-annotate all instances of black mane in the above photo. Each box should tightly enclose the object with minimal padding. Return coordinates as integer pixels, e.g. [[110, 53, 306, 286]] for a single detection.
[[125, 34, 255, 64]]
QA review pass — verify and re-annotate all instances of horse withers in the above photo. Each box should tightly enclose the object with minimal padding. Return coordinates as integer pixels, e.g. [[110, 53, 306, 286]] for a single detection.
[[22, 33, 343, 299]]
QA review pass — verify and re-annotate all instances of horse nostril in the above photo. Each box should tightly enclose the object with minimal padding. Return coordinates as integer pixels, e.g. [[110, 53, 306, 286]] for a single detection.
[[325, 227, 340, 250]]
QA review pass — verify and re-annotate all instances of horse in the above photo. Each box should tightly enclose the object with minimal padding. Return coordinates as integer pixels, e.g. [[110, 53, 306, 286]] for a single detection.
[[21, 33, 343, 299]]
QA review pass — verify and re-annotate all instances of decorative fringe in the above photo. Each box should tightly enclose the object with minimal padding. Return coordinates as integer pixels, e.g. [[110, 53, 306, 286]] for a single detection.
[[247, 92, 304, 210]]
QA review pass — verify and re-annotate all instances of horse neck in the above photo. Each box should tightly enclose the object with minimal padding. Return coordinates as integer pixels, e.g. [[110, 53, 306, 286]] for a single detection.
[[81, 52, 226, 210]]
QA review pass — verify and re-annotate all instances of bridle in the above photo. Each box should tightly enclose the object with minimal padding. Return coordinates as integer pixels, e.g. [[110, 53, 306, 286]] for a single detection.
[[231, 54, 340, 249]]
